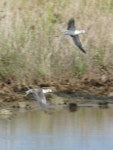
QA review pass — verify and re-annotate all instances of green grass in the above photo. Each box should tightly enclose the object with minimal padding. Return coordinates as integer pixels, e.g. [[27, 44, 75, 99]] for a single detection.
[[0, 0, 112, 84]]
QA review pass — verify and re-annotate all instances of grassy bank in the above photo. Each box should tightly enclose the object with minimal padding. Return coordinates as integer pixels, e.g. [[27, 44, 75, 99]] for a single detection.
[[0, 0, 113, 85]]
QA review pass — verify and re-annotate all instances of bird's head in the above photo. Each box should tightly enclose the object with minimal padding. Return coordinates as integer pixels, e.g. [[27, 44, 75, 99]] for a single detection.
[[26, 89, 33, 95]]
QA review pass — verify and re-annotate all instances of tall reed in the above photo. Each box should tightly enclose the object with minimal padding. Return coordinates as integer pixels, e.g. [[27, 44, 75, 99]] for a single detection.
[[0, 0, 112, 84]]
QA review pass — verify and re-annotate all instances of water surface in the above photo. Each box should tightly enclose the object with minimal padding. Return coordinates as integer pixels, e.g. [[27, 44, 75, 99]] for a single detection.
[[0, 107, 113, 150]]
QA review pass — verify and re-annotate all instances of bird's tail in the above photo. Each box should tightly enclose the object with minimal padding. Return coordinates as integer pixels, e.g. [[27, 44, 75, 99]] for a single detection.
[[61, 29, 75, 36]]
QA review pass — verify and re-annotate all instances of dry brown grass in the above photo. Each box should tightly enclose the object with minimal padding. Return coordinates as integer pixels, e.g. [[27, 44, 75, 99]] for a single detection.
[[0, 0, 113, 84]]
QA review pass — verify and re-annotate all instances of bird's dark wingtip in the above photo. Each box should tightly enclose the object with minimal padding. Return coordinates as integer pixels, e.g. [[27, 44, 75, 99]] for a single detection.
[[68, 18, 75, 25], [68, 18, 75, 22], [67, 18, 75, 30], [83, 50, 86, 54], [80, 48, 86, 54]]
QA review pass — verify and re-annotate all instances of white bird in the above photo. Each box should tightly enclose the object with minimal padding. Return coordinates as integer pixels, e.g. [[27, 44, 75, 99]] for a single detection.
[[26, 88, 52, 108], [61, 18, 86, 53]]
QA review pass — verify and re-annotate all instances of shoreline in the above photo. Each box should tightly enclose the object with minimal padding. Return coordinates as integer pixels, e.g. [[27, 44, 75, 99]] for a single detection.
[[0, 76, 113, 109]]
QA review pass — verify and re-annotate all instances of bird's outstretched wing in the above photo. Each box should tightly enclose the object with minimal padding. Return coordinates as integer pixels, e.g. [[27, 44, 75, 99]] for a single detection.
[[72, 35, 86, 53], [67, 18, 75, 30]]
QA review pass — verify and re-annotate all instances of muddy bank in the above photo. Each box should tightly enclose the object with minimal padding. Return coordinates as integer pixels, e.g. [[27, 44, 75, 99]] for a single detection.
[[0, 75, 113, 108]]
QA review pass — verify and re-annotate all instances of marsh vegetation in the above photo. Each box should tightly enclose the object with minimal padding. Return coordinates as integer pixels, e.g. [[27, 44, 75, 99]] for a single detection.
[[0, 0, 113, 86]]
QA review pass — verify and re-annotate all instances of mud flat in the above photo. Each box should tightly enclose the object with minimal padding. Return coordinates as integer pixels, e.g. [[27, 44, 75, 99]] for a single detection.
[[0, 76, 113, 113]]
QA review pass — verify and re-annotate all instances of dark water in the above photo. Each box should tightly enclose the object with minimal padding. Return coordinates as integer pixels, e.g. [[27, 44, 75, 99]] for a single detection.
[[0, 106, 113, 150]]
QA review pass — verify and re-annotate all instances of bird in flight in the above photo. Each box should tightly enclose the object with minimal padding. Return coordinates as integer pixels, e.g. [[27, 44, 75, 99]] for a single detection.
[[61, 18, 86, 53], [26, 88, 52, 108]]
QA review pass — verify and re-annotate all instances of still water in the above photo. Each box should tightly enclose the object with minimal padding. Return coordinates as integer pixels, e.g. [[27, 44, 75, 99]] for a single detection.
[[0, 106, 113, 150]]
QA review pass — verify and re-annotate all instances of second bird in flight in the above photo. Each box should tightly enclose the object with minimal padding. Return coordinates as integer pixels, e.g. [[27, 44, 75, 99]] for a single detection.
[[61, 18, 86, 53]]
